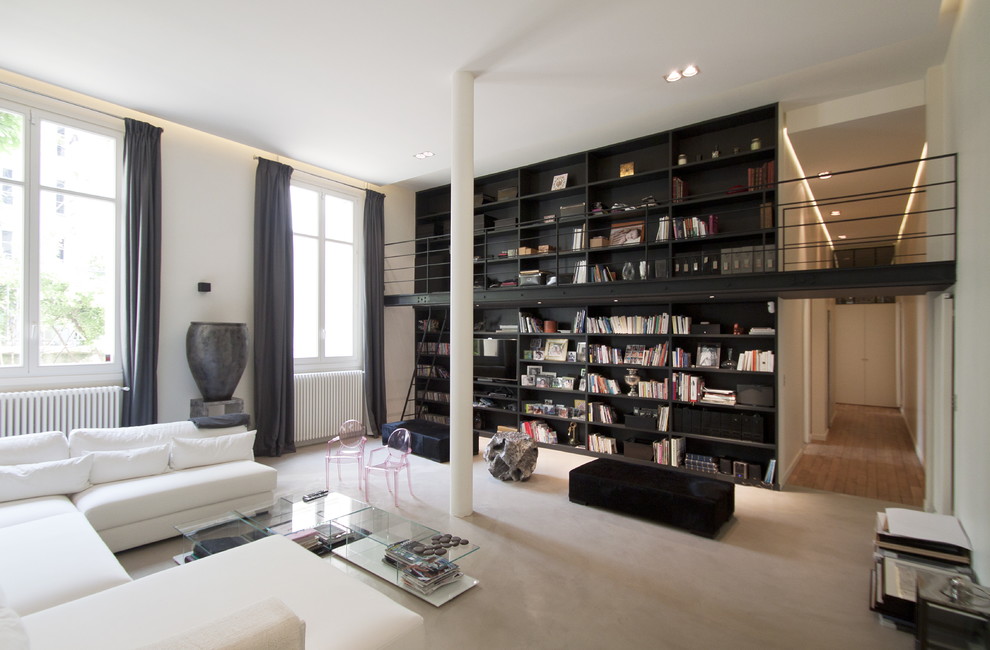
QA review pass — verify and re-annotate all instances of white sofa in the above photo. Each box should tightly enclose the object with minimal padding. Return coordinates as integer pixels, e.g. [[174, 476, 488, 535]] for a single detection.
[[0, 424, 426, 649]]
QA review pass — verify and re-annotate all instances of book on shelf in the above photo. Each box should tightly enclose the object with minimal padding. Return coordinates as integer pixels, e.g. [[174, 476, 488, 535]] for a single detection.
[[746, 161, 775, 191], [521, 419, 557, 444], [748, 327, 776, 335], [623, 344, 646, 365], [572, 309, 586, 333], [571, 225, 586, 251], [736, 350, 775, 372], [587, 432, 617, 454], [653, 436, 685, 467], [700, 388, 736, 406], [672, 177, 687, 202], [655, 215, 671, 242]]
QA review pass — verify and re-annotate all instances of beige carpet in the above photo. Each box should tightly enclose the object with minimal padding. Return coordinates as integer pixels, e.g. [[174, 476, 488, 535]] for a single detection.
[[117, 440, 913, 650]]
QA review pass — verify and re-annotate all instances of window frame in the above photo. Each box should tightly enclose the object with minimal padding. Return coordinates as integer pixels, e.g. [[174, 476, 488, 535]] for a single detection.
[[0, 94, 124, 388], [290, 177, 365, 372]]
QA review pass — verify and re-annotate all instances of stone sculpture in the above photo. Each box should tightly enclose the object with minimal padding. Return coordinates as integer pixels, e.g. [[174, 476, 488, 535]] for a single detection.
[[483, 431, 538, 481]]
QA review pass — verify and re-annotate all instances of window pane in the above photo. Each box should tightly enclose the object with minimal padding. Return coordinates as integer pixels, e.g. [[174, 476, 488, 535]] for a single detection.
[[39, 120, 116, 198], [0, 184, 24, 367], [0, 109, 25, 182], [293, 234, 320, 358], [38, 190, 115, 365], [324, 194, 353, 243], [324, 241, 353, 357], [290, 186, 319, 237]]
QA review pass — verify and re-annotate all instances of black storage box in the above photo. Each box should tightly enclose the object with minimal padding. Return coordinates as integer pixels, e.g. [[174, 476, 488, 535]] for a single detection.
[[559, 202, 587, 218], [625, 415, 658, 431], [737, 384, 774, 407], [622, 439, 655, 461], [690, 323, 722, 335], [381, 419, 479, 463], [493, 216, 517, 229], [474, 214, 494, 230]]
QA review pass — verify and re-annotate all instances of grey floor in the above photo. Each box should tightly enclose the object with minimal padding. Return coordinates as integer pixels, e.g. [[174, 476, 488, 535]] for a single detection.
[[117, 440, 913, 650]]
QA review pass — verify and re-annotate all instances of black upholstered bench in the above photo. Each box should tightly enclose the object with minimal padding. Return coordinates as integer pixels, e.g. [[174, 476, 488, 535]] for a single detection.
[[381, 419, 479, 463], [569, 458, 734, 538]]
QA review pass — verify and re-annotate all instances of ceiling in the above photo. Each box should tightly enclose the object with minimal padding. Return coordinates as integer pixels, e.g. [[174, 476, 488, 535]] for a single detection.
[[0, 1, 954, 189]]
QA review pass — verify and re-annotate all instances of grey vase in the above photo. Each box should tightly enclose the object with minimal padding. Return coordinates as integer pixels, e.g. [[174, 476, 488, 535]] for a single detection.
[[186, 322, 249, 402]]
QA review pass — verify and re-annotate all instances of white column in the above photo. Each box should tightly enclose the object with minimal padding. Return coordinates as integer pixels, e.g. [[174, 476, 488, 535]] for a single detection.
[[449, 70, 475, 517]]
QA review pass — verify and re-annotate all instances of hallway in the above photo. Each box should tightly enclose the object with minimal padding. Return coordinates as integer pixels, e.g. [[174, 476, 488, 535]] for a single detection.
[[787, 403, 925, 506]]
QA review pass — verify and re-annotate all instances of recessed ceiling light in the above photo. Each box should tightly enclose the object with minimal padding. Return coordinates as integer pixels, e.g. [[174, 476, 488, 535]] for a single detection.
[[838, 234, 848, 240], [682, 65, 699, 77], [414, 151, 435, 159], [818, 171, 832, 179], [830, 210, 841, 216], [665, 70, 682, 83]]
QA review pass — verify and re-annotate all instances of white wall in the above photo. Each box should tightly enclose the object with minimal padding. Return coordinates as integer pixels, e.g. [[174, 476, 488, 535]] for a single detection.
[[0, 68, 416, 428], [776, 298, 807, 483], [943, 0, 990, 575], [898, 295, 926, 458]]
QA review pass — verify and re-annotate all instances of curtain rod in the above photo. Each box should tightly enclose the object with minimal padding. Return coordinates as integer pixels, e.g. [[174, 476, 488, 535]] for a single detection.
[[254, 156, 368, 191], [0, 79, 126, 121]]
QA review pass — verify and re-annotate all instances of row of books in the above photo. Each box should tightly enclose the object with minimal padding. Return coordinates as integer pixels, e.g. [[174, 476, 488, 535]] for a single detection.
[[416, 364, 449, 378], [572, 261, 616, 284], [699, 388, 736, 406], [747, 161, 775, 190], [655, 215, 719, 241], [518, 313, 547, 333], [587, 432, 618, 454], [671, 314, 692, 334], [416, 390, 450, 403], [671, 372, 704, 402], [586, 343, 668, 366], [416, 341, 450, 355], [653, 436, 685, 466], [588, 402, 617, 423], [587, 372, 623, 395], [585, 313, 670, 334], [637, 379, 670, 401], [736, 350, 774, 372], [520, 419, 557, 443], [670, 348, 693, 368]]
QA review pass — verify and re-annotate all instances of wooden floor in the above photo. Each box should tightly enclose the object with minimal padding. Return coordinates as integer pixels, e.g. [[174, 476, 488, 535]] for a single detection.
[[788, 403, 925, 506]]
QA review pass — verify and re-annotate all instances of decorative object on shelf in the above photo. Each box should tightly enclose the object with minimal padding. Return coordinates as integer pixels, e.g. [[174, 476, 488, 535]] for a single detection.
[[696, 344, 721, 368], [721, 348, 736, 369], [732, 146, 741, 154], [186, 322, 249, 402], [543, 338, 568, 362], [677, 153, 687, 165], [639, 260, 649, 280], [619, 162, 635, 177], [551, 173, 568, 191], [590, 202, 606, 214], [567, 422, 580, 446], [483, 431, 538, 481], [624, 368, 641, 396], [733, 323, 744, 335], [544, 320, 557, 333], [751, 137, 762, 150], [711, 145, 720, 159], [610, 221, 643, 246], [640, 195, 657, 207], [622, 261, 636, 281]]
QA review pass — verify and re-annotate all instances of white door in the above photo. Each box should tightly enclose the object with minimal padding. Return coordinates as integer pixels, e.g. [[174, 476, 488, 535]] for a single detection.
[[833, 303, 898, 407]]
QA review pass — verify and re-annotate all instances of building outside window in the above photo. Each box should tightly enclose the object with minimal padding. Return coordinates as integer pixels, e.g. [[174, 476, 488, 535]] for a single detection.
[[290, 180, 364, 370], [0, 100, 121, 380]]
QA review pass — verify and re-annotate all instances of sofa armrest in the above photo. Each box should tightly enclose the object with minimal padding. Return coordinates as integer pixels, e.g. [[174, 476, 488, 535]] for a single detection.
[[136, 597, 304, 650]]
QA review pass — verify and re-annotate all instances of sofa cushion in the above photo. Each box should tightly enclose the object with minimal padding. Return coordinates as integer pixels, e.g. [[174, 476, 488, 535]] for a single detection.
[[170, 431, 256, 470], [0, 431, 69, 465], [0, 585, 29, 650], [0, 456, 93, 504], [88, 444, 171, 484], [68, 421, 199, 455], [21, 535, 425, 650], [72, 460, 274, 532], [136, 597, 305, 650], [0, 512, 131, 615], [0, 495, 76, 529]]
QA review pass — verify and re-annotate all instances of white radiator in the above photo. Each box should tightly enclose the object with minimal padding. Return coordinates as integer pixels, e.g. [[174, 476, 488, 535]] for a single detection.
[[293, 370, 365, 445], [0, 385, 124, 437]]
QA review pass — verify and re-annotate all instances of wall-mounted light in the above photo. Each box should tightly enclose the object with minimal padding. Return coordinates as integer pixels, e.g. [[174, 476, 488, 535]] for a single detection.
[[837, 234, 848, 240], [818, 171, 832, 179]]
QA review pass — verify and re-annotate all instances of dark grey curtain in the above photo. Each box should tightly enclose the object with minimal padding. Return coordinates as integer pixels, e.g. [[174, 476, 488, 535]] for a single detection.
[[364, 190, 386, 436], [121, 119, 163, 426], [253, 158, 295, 456]]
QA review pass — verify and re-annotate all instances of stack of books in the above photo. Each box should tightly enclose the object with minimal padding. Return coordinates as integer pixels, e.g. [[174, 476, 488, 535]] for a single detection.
[[700, 388, 737, 406], [870, 508, 974, 632], [384, 539, 464, 596]]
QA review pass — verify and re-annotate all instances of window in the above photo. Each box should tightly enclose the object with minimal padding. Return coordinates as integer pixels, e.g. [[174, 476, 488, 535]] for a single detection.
[[0, 99, 121, 380], [290, 180, 363, 369]]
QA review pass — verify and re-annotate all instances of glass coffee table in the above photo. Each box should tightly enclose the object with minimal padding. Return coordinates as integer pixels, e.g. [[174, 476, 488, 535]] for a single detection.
[[330, 506, 479, 607]]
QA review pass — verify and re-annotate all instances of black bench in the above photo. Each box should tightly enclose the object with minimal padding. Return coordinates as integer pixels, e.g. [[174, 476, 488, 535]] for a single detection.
[[381, 419, 479, 463], [569, 459, 734, 538]]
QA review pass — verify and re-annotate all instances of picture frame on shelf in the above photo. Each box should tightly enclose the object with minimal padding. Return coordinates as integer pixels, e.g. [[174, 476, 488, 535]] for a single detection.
[[551, 173, 568, 191], [543, 338, 568, 362], [619, 161, 635, 177], [566, 351, 577, 362], [609, 220, 644, 246], [533, 350, 545, 361], [527, 365, 543, 376], [696, 344, 721, 368], [521, 374, 536, 387], [576, 341, 588, 362]]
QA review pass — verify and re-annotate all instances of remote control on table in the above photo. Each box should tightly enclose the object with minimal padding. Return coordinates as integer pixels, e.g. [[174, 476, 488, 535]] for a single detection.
[[303, 490, 328, 502]]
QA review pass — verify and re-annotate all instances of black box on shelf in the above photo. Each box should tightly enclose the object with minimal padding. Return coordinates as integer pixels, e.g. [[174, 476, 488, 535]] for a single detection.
[[747, 463, 762, 480], [622, 439, 655, 461], [518, 271, 547, 286], [497, 187, 518, 201], [733, 461, 748, 479], [474, 214, 494, 230], [560, 203, 586, 218], [690, 323, 722, 335], [719, 458, 734, 474], [738, 384, 774, 407], [654, 259, 669, 278], [493, 216, 517, 229], [739, 413, 764, 442], [474, 193, 494, 207], [625, 415, 658, 430]]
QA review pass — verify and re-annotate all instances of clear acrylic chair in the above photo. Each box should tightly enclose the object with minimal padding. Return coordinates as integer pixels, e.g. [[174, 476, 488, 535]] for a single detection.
[[364, 428, 414, 507], [325, 419, 367, 491]]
